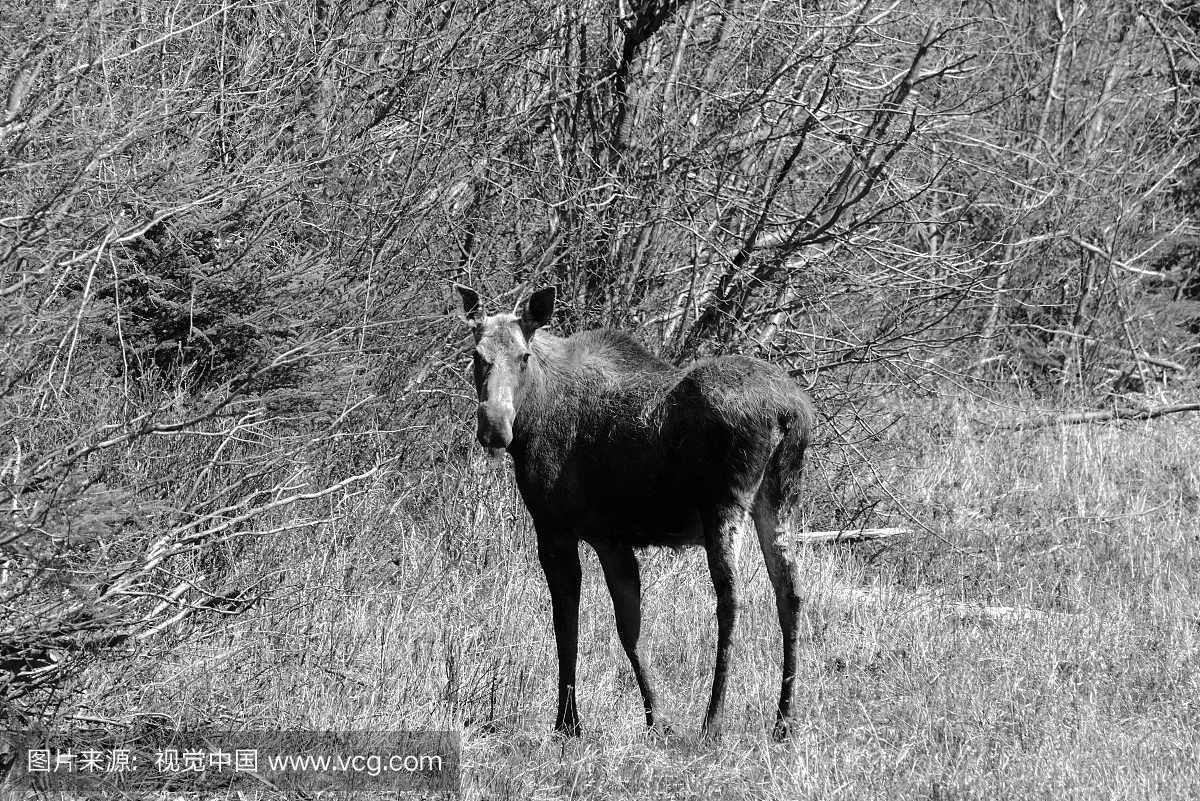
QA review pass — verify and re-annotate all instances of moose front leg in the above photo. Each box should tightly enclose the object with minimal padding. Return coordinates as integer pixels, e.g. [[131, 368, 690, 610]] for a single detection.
[[593, 539, 671, 734], [537, 530, 583, 735]]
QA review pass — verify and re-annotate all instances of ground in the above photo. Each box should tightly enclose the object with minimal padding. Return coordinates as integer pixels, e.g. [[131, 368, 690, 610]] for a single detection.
[[91, 395, 1200, 799]]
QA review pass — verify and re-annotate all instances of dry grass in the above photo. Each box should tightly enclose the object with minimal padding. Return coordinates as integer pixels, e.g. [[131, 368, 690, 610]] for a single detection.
[[83, 395, 1200, 799]]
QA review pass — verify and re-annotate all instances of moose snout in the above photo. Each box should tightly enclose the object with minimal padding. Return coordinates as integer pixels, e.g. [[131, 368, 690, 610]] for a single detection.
[[476, 403, 513, 450]]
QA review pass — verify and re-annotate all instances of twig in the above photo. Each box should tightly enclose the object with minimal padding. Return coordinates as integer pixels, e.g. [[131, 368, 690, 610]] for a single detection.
[[988, 402, 1200, 432], [1068, 235, 1171, 279], [1012, 325, 1188, 372], [797, 527, 908, 544]]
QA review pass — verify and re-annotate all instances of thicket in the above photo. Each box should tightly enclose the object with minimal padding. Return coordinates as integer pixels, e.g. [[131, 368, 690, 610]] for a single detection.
[[2, 0, 1198, 731]]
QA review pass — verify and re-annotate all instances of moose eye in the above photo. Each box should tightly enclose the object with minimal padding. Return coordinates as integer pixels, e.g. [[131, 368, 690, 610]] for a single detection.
[[520, 353, 531, 369]]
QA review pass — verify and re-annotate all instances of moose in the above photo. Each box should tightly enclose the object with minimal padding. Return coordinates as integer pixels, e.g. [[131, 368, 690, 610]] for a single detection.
[[457, 285, 816, 740]]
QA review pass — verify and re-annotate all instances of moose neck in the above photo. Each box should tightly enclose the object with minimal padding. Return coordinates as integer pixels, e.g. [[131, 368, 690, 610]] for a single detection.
[[508, 330, 569, 457]]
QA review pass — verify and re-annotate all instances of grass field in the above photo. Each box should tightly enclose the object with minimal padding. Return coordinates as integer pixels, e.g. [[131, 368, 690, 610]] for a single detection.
[[87, 395, 1200, 799]]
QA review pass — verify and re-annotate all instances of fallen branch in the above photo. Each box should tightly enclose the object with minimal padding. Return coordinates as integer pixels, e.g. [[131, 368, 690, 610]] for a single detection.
[[826, 585, 1081, 627], [797, 528, 908, 544], [988, 402, 1200, 432]]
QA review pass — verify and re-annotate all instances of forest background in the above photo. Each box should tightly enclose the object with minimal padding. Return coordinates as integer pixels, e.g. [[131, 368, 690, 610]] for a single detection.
[[2, 0, 1199, 797]]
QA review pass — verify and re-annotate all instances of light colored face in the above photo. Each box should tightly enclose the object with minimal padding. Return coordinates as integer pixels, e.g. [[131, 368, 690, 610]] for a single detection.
[[470, 314, 532, 450], [458, 285, 555, 452]]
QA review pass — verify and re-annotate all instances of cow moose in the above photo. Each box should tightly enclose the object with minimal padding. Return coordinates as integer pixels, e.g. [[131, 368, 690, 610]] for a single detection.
[[457, 285, 815, 740]]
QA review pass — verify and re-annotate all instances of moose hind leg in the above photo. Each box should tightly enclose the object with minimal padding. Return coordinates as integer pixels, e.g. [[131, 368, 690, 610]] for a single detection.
[[700, 501, 747, 740], [592, 539, 668, 733], [538, 532, 583, 736], [752, 481, 804, 740]]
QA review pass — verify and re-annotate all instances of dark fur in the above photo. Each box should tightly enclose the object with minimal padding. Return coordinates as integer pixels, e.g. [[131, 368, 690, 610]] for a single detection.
[[458, 286, 815, 740]]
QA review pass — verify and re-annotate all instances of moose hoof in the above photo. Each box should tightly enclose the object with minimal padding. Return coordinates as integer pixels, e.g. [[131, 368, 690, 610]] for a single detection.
[[554, 721, 582, 738], [772, 717, 795, 742], [647, 715, 678, 740]]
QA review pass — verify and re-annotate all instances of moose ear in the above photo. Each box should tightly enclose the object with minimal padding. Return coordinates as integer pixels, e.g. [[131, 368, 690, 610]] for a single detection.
[[456, 285, 484, 328], [519, 287, 556, 338]]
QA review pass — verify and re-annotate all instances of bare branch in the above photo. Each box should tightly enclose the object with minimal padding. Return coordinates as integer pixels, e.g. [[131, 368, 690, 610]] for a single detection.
[[987, 402, 1200, 432]]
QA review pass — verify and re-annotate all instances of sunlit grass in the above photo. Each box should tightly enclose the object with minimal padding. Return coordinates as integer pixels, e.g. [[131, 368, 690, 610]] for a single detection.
[[89, 397, 1200, 799]]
